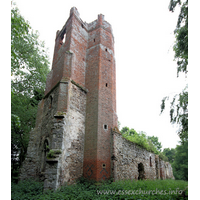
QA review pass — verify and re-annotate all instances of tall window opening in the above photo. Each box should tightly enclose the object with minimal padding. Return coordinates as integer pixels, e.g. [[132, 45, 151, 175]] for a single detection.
[[41, 139, 49, 172], [49, 95, 53, 109], [150, 156, 152, 167]]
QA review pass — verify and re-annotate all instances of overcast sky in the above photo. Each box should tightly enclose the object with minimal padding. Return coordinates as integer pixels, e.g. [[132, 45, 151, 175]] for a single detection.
[[13, 0, 188, 150]]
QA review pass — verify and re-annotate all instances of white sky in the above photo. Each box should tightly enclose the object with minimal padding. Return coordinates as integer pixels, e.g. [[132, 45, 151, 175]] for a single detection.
[[13, 0, 188, 150]]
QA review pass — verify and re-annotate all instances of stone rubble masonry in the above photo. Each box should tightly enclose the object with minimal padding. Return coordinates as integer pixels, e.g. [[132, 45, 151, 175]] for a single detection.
[[112, 130, 174, 181], [19, 7, 174, 190]]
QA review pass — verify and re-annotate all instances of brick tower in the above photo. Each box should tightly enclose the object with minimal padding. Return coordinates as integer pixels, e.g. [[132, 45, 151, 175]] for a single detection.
[[19, 7, 118, 189], [83, 13, 117, 181]]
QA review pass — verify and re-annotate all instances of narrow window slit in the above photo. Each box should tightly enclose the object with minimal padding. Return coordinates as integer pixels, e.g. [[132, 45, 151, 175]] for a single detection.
[[150, 156, 152, 167]]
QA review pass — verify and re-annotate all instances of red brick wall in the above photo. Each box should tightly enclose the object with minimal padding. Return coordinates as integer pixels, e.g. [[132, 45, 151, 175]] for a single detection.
[[83, 27, 100, 180], [83, 15, 117, 181]]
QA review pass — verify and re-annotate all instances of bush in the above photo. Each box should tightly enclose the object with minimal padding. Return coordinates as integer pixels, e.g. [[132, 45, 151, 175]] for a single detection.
[[11, 179, 43, 200], [122, 132, 158, 154], [11, 179, 188, 200]]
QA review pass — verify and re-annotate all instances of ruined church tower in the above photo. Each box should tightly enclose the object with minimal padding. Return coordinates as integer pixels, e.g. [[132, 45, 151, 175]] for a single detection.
[[20, 7, 118, 190], [20, 7, 175, 190]]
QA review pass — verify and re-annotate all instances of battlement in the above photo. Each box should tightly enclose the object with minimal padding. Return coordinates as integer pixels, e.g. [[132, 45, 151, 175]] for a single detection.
[[55, 7, 113, 42]]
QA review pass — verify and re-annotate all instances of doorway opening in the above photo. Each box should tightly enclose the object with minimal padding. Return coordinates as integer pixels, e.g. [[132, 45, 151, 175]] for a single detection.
[[138, 162, 145, 180]]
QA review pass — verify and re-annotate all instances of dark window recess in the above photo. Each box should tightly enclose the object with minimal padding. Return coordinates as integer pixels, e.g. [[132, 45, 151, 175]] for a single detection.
[[138, 163, 145, 180], [105, 48, 107, 52], [81, 24, 84, 28], [94, 38, 95, 42], [108, 59, 111, 62], [150, 156, 152, 167], [49, 96, 53, 109], [104, 124, 108, 130], [106, 83, 108, 87]]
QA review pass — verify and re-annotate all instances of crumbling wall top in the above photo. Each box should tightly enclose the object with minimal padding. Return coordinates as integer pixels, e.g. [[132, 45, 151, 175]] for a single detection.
[[70, 7, 80, 18]]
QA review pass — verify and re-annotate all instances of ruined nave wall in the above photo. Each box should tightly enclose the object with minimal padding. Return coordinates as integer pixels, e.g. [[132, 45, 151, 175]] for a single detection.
[[112, 131, 174, 181]]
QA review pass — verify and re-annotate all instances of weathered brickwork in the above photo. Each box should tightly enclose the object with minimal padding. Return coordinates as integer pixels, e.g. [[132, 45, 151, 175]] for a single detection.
[[20, 7, 174, 190]]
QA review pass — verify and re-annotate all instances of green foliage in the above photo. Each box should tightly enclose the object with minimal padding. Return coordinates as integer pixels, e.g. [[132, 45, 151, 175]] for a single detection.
[[169, 0, 188, 76], [11, 179, 44, 200], [163, 148, 176, 163], [147, 135, 162, 152], [11, 4, 50, 96], [121, 126, 138, 136], [121, 127, 159, 154], [159, 0, 188, 183], [11, 3, 50, 181], [11, 179, 188, 200], [47, 150, 62, 159], [47, 150, 56, 159], [120, 127, 169, 162], [161, 85, 188, 144], [172, 141, 188, 181], [158, 152, 169, 162], [161, 0, 188, 143]]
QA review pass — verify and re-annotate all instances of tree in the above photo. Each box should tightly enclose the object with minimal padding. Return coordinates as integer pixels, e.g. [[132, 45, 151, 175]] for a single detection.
[[161, 0, 188, 144], [160, 0, 188, 181], [11, 3, 50, 181], [11, 4, 50, 96], [161, 85, 188, 144], [163, 148, 176, 163], [172, 141, 188, 181], [169, 0, 188, 76], [147, 136, 162, 152], [120, 126, 130, 135], [121, 126, 138, 136]]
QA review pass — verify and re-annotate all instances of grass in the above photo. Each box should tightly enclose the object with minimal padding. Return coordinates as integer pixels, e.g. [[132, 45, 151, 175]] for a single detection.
[[11, 178, 188, 200]]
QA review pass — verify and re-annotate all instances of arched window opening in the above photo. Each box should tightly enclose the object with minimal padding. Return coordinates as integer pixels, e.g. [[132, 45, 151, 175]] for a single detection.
[[41, 139, 49, 172], [49, 95, 53, 109]]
